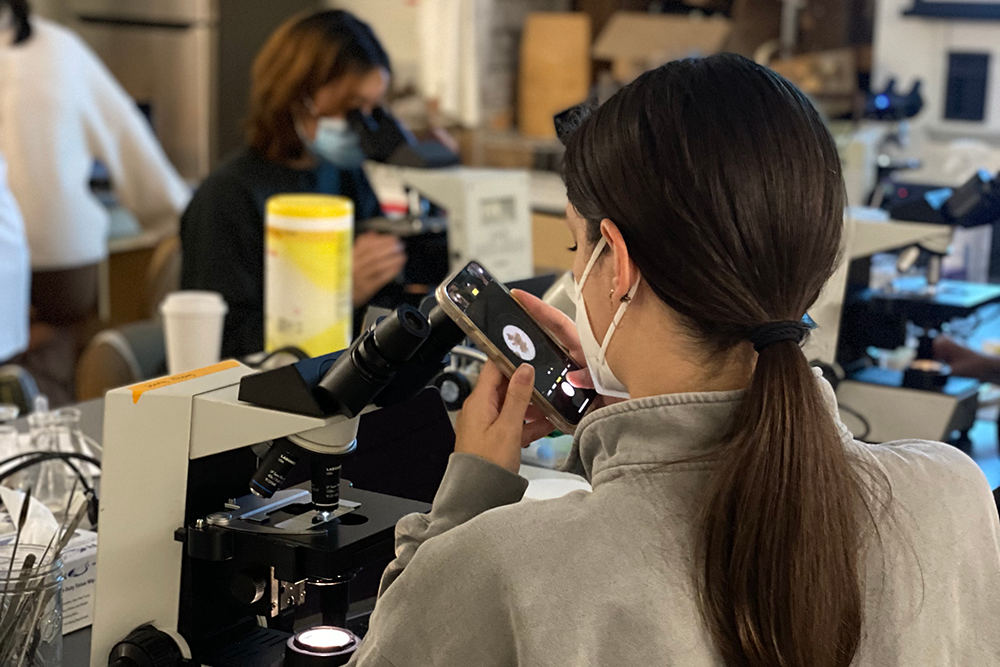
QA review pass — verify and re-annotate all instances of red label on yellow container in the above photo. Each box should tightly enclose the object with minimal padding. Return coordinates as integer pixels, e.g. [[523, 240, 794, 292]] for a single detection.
[[130, 359, 240, 404]]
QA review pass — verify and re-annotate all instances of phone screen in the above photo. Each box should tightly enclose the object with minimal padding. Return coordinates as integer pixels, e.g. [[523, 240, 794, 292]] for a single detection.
[[442, 262, 596, 427]]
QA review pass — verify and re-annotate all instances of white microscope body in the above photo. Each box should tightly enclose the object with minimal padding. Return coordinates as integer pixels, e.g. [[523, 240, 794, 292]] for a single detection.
[[89, 361, 345, 664]]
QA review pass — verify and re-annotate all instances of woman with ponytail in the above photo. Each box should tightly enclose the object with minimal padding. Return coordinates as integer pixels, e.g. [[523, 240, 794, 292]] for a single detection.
[[346, 54, 1000, 666]]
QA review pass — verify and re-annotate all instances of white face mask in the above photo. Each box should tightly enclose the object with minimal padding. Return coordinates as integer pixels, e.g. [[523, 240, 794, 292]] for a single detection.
[[572, 237, 640, 399]]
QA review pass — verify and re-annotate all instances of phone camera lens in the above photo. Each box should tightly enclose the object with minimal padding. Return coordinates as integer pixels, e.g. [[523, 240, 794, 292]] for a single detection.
[[448, 284, 469, 309]]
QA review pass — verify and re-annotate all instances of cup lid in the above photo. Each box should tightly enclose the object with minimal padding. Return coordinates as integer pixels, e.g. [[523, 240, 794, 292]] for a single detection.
[[160, 291, 229, 316]]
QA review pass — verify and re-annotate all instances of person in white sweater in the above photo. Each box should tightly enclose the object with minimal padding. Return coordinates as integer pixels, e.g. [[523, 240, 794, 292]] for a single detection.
[[0, 0, 189, 402], [0, 151, 29, 365]]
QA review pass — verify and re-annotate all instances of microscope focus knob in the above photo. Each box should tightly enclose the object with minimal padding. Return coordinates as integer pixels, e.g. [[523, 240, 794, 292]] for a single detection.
[[107, 625, 183, 667], [433, 371, 472, 411], [231, 571, 268, 605]]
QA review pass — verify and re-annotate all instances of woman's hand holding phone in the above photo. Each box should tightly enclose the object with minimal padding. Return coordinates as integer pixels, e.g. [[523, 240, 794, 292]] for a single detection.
[[511, 289, 624, 407], [455, 362, 556, 473], [454, 285, 623, 474]]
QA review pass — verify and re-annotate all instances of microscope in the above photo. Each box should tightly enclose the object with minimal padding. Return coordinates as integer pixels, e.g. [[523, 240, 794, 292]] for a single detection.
[[90, 304, 466, 667], [812, 172, 1000, 446], [350, 107, 534, 290]]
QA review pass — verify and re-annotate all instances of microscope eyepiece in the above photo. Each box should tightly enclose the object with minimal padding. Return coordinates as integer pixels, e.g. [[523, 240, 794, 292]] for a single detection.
[[372, 305, 431, 363], [371, 303, 467, 408], [314, 305, 431, 417]]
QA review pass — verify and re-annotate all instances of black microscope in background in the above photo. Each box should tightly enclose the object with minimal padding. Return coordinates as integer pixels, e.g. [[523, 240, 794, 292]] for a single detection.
[[838, 170, 1000, 449]]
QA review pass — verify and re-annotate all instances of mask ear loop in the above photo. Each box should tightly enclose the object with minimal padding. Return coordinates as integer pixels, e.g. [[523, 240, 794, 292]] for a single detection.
[[577, 234, 640, 363], [597, 276, 640, 362], [577, 237, 608, 291]]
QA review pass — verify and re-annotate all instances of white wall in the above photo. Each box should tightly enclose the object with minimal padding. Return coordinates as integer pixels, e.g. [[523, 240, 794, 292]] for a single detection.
[[27, 0, 70, 22], [874, 0, 1000, 141]]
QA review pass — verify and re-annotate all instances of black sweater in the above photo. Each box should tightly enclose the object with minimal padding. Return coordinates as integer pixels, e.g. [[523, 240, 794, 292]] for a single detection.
[[180, 147, 396, 359]]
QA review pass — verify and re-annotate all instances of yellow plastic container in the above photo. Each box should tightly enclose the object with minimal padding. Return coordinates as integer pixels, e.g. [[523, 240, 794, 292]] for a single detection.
[[265, 194, 353, 356]]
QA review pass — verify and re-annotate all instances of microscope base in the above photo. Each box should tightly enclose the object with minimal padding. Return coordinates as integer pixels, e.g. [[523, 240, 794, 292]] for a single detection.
[[196, 608, 375, 667], [836, 367, 979, 446], [178, 481, 430, 666]]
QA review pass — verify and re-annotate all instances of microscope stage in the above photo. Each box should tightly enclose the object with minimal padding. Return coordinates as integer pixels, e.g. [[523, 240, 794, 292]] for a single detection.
[[184, 481, 430, 583], [859, 278, 1000, 320], [206, 487, 363, 535]]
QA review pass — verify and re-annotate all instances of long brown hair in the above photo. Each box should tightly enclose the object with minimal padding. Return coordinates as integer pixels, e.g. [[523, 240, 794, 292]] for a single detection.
[[2, 0, 32, 44], [247, 10, 389, 163], [563, 54, 875, 666]]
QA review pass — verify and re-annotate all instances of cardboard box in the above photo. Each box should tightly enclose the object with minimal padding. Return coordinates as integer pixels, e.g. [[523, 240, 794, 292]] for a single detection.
[[462, 129, 565, 171], [532, 212, 576, 273], [519, 12, 592, 138], [62, 530, 98, 634], [593, 11, 732, 83], [770, 48, 857, 97], [769, 48, 859, 119]]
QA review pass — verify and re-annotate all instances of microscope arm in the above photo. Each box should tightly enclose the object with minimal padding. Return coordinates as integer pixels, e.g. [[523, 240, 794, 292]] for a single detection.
[[240, 304, 466, 509], [917, 226, 954, 257]]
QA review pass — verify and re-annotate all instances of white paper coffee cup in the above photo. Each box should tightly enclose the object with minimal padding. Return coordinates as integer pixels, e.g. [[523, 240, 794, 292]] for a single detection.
[[160, 291, 229, 375]]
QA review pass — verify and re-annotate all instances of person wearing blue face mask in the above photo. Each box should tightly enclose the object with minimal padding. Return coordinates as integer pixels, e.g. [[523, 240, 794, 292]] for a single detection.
[[298, 100, 368, 171], [180, 10, 406, 360]]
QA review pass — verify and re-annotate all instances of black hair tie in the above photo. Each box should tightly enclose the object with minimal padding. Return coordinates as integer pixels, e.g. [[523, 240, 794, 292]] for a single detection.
[[749, 321, 810, 352]]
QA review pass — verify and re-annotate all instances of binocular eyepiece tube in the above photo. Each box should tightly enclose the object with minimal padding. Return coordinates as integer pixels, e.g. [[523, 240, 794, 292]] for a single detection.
[[249, 304, 450, 512]]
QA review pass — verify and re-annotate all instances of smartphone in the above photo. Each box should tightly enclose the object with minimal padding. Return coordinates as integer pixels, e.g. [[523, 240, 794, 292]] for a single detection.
[[436, 261, 596, 433]]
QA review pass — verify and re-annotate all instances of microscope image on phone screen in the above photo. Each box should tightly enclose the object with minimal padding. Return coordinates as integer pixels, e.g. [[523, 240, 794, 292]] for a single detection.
[[502, 325, 536, 361], [446, 262, 594, 425]]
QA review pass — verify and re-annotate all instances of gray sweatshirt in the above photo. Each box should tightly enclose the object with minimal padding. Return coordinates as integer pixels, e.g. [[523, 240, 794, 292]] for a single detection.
[[350, 376, 1000, 666]]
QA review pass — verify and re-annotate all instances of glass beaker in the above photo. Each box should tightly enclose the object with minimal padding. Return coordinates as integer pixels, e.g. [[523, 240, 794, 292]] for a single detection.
[[869, 253, 898, 292], [0, 405, 18, 423], [20, 406, 99, 516], [0, 425, 24, 492], [52, 408, 101, 479], [0, 544, 63, 667], [0, 425, 18, 460], [25, 409, 72, 516]]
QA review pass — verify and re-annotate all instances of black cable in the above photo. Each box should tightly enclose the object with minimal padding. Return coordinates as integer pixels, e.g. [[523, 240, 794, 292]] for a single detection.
[[61, 458, 88, 493], [0, 450, 101, 470], [838, 404, 872, 442], [250, 346, 309, 368], [0, 451, 101, 494], [0, 451, 100, 477], [0, 451, 102, 526]]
